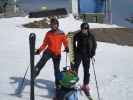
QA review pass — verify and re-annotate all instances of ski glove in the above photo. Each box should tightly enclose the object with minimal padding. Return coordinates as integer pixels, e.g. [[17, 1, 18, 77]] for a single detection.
[[35, 49, 40, 55], [90, 51, 95, 58], [64, 47, 69, 53]]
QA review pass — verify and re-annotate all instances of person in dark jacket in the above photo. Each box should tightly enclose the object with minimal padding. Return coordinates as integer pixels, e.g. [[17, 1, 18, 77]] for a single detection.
[[34, 18, 69, 89], [72, 22, 97, 96]]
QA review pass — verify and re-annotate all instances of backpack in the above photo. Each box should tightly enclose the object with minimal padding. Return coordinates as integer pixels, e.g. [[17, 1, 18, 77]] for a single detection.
[[59, 69, 79, 88]]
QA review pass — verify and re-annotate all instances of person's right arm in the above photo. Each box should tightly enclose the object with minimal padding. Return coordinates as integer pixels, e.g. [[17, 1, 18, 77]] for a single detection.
[[36, 32, 49, 54], [73, 33, 78, 52]]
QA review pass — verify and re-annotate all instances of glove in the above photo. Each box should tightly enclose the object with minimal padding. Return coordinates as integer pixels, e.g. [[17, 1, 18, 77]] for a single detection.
[[64, 47, 69, 52], [35, 49, 40, 55], [90, 51, 95, 58], [90, 54, 93, 58]]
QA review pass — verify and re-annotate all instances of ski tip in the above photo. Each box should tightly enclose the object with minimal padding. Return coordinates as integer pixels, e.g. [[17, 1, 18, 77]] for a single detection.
[[30, 33, 35, 37], [29, 33, 36, 39]]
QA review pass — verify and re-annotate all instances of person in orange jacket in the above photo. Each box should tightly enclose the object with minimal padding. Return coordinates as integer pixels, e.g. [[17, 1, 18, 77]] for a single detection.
[[34, 18, 69, 89]]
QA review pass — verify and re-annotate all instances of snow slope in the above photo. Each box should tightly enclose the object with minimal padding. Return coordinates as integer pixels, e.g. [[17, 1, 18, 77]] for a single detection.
[[0, 15, 133, 100]]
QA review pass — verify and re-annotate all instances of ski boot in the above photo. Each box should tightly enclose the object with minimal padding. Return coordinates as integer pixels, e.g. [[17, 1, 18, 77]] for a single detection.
[[81, 84, 93, 100]]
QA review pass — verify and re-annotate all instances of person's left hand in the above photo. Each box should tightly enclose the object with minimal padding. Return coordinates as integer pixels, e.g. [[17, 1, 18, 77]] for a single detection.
[[90, 51, 95, 58], [64, 47, 69, 52], [35, 49, 40, 55]]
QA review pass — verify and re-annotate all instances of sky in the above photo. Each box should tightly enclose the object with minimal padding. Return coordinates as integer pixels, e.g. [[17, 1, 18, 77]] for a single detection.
[[0, 14, 133, 100]]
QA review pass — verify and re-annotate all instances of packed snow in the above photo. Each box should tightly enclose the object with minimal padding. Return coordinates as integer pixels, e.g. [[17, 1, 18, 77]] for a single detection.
[[0, 15, 133, 100]]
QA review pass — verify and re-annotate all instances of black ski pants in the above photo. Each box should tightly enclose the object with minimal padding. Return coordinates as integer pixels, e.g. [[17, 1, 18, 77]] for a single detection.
[[35, 49, 61, 86], [73, 53, 90, 85]]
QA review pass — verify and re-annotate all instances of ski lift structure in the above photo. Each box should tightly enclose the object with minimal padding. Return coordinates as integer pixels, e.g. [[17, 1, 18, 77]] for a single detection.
[[0, 0, 20, 17], [71, 0, 112, 24]]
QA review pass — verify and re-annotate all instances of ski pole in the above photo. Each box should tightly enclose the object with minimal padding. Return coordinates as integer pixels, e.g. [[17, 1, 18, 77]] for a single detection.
[[20, 54, 41, 90], [63, 52, 68, 71], [19, 65, 30, 90], [66, 52, 68, 67], [91, 58, 101, 100]]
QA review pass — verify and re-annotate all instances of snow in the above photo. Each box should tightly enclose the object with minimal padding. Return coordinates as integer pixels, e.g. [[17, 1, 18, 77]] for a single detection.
[[59, 15, 121, 32], [0, 15, 133, 100]]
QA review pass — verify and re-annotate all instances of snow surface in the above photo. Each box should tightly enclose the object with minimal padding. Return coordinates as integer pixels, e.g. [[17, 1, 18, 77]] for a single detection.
[[0, 15, 133, 100]]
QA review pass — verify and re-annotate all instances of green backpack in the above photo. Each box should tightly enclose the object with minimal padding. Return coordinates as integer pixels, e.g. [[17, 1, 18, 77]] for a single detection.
[[59, 69, 79, 88]]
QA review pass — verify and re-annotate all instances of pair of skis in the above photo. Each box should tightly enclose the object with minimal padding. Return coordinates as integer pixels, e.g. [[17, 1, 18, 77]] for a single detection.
[[29, 33, 36, 100]]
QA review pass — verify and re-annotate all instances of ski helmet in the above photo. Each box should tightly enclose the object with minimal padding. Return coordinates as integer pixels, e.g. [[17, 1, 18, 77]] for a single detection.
[[50, 18, 59, 26], [80, 22, 89, 30]]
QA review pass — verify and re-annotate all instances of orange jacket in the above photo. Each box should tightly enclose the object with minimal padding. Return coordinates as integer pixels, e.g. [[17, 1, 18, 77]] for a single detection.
[[38, 30, 68, 56]]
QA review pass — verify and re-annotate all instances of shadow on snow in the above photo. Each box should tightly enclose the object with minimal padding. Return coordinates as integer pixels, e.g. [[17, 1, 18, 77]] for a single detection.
[[9, 76, 55, 99]]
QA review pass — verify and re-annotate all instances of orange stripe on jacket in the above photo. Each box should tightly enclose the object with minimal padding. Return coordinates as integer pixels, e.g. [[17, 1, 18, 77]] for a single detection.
[[38, 30, 68, 56]]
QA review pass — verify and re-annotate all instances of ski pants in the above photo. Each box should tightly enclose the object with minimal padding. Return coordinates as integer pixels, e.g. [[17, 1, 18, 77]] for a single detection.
[[35, 49, 61, 86], [73, 53, 90, 85]]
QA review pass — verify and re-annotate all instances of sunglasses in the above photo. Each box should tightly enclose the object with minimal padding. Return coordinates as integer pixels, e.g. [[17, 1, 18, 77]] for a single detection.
[[51, 23, 58, 25], [82, 27, 88, 30]]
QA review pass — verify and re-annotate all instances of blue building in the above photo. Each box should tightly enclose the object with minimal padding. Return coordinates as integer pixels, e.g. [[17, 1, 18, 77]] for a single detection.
[[72, 0, 108, 23], [79, 0, 104, 13]]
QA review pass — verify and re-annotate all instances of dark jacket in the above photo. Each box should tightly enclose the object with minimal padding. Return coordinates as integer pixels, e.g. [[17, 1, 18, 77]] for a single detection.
[[73, 31, 97, 57]]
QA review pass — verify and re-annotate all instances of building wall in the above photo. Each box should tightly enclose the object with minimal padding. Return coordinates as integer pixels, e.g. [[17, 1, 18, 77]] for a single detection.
[[111, 0, 133, 28], [0, 0, 21, 17]]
